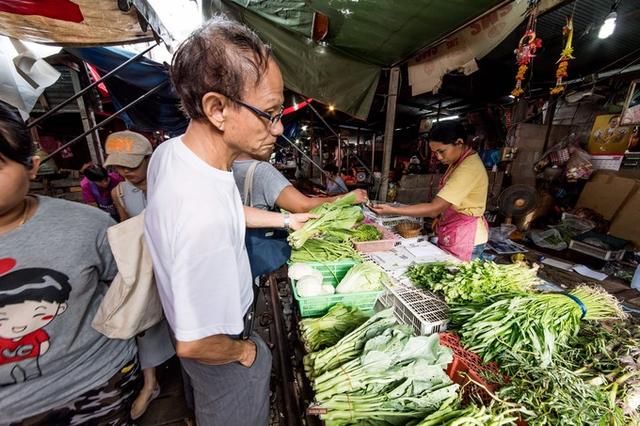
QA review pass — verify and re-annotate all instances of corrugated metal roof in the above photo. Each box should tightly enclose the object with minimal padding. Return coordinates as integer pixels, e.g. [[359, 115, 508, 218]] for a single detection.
[[31, 65, 79, 114]]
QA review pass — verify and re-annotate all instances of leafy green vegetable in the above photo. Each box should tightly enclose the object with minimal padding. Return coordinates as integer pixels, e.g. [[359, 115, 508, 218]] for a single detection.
[[335, 262, 390, 294], [314, 332, 458, 426], [459, 286, 626, 367], [499, 359, 623, 426], [304, 308, 397, 379], [406, 260, 539, 305], [299, 304, 369, 353], [288, 193, 363, 249], [314, 330, 453, 400], [351, 223, 383, 242], [416, 397, 522, 426], [290, 239, 361, 263]]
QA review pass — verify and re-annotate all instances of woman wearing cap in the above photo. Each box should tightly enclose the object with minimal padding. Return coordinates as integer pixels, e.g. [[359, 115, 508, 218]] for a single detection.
[[372, 122, 489, 261], [104, 130, 175, 419], [104, 131, 153, 222]]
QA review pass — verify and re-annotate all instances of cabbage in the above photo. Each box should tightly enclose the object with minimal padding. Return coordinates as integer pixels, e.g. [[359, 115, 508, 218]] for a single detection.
[[296, 274, 325, 297], [289, 263, 318, 280], [322, 284, 336, 295], [335, 262, 390, 294]]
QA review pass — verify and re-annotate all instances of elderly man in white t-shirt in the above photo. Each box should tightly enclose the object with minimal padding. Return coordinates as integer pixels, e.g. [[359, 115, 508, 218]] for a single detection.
[[144, 17, 313, 426]]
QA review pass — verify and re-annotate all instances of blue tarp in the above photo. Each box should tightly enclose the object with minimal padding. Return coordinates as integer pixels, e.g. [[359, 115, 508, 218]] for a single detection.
[[66, 46, 187, 135]]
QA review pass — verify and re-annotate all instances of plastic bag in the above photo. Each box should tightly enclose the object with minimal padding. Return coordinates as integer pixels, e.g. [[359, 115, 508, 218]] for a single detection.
[[550, 213, 594, 240], [565, 146, 593, 181], [530, 229, 568, 251], [489, 224, 517, 242]]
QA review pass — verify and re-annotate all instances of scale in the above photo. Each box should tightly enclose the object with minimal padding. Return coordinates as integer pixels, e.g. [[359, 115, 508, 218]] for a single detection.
[[569, 231, 628, 261]]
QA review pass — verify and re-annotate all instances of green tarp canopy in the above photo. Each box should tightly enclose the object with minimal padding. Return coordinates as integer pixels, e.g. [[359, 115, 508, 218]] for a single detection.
[[204, 0, 502, 119]]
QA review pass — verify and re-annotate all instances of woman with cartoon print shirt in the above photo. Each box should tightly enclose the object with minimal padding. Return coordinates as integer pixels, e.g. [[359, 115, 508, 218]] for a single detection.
[[0, 102, 137, 424]]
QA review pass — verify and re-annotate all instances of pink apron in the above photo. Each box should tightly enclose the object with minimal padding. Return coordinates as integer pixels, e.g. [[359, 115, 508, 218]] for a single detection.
[[435, 148, 487, 261]]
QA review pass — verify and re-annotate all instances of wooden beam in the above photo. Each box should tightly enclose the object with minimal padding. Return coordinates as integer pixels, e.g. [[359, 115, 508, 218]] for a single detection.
[[379, 67, 401, 201]]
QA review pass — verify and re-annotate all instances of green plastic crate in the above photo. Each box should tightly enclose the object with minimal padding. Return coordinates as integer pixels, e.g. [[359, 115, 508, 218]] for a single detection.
[[290, 260, 383, 317], [299, 259, 360, 285]]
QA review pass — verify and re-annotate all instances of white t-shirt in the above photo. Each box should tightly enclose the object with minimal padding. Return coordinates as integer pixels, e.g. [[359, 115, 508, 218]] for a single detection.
[[144, 137, 253, 341]]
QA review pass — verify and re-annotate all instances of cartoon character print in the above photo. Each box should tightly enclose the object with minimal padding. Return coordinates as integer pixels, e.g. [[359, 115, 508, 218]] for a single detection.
[[0, 259, 71, 386]]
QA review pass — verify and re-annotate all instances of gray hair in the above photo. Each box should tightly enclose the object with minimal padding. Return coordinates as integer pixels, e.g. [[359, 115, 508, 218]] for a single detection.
[[170, 15, 272, 120]]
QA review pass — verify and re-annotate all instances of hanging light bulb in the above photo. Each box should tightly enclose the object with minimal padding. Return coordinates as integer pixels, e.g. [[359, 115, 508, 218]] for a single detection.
[[598, 11, 617, 39]]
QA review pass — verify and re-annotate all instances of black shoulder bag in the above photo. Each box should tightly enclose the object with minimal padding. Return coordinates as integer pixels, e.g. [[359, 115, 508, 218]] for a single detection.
[[243, 162, 291, 279]]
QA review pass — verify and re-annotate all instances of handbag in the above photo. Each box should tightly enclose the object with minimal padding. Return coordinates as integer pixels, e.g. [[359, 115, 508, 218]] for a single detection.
[[243, 161, 291, 278], [92, 212, 164, 339]]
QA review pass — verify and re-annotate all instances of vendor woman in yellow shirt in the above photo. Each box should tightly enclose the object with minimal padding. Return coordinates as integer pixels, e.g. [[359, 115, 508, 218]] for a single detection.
[[372, 122, 488, 261]]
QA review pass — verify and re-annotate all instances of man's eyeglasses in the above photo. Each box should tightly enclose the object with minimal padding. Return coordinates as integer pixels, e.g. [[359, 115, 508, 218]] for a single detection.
[[233, 99, 284, 128]]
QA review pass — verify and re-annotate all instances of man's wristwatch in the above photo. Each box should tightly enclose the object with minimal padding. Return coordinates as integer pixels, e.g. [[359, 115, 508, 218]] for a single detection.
[[282, 212, 291, 230]]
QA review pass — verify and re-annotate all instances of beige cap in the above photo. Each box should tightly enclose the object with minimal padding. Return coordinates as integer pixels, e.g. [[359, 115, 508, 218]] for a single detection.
[[103, 131, 152, 168]]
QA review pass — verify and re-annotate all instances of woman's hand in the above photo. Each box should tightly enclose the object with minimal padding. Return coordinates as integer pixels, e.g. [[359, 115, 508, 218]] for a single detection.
[[288, 213, 319, 231], [345, 189, 368, 204], [370, 204, 397, 216]]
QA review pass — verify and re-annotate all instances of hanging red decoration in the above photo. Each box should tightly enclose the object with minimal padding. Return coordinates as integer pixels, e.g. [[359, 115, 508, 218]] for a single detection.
[[550, 17, 575, 95], [511, 6, 542, 98]]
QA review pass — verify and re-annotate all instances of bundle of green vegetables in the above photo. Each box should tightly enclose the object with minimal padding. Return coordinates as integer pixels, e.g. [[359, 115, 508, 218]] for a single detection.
[[406, 260, 539, 304], [304, 308, 397, 379], [498, 359, 624, 426], [563, 320, 640, 421], [290, 239, 361, 263], [299, 304, 369, 352], [459, 286, 626, 367], [320, 368, 458, 426], [320, 371, 458, 426], [288, 193, 363, 249], [494, 319, 640, 426], [315, 331, 458, 426], [351, 223, 383, 242], [415, 397, 522, 426], [313, 328, 453, 400]]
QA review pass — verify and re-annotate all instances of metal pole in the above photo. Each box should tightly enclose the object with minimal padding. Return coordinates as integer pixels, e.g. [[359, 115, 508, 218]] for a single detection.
[[28, 43, 159, 129], [281, 135, 347, 194], [308, 103, 339, 139], [309, 103, 371, 175], [379, 67, 400, 201], [371, 132, 375, 175], [42, 81, 168, 163], [70, 69, 101, 164]]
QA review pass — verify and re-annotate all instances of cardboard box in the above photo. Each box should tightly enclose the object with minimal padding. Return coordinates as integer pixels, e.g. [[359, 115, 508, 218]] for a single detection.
[[609, 189, 640, 247], [576, 171, 640, 220]]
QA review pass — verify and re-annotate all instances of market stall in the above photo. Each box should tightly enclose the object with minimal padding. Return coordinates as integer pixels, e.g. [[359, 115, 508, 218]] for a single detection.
[[274, 195, 640, 426]]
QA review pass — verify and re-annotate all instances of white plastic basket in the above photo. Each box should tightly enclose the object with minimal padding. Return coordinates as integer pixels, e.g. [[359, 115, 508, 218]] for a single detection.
[[377, 282, 449, 336]]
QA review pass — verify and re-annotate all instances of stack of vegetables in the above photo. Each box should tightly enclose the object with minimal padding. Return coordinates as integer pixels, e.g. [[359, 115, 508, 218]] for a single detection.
[[406, 258, 638, 425], [302, 309, 460, 426]]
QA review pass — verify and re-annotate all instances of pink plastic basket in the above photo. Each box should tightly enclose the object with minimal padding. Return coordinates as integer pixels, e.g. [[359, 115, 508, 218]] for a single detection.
[[353, 224, 399, 253]]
